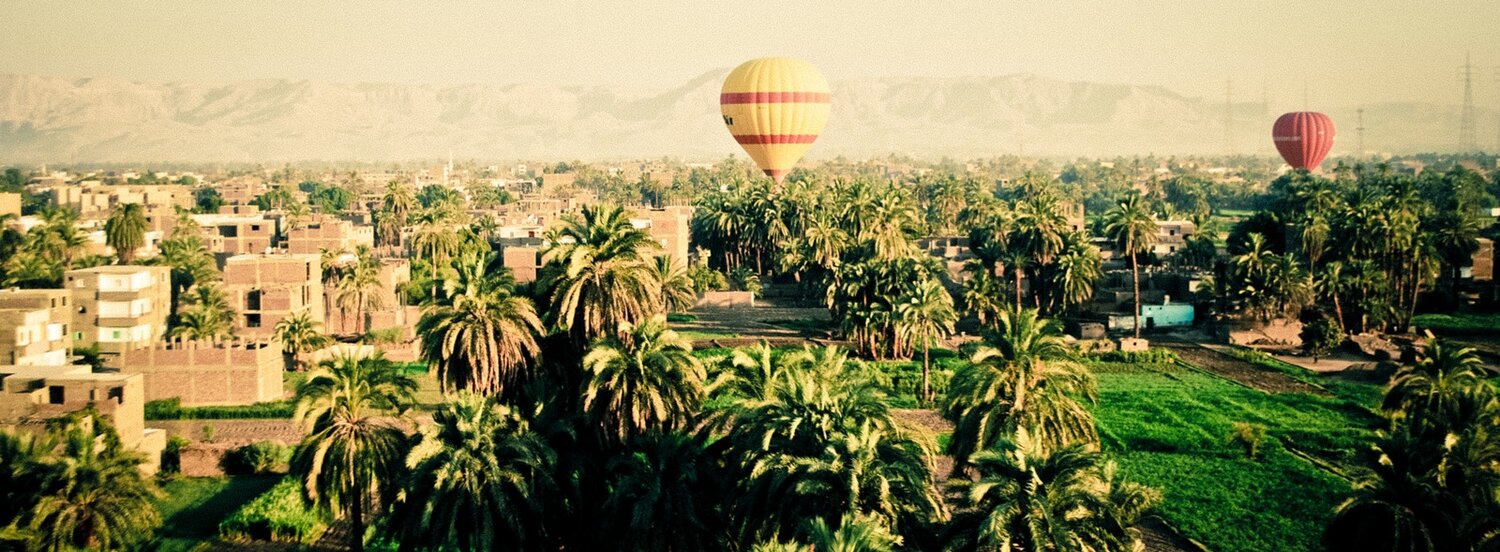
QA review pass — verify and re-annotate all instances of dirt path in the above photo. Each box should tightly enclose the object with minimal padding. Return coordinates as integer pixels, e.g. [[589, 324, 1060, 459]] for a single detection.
[[1157, 341, 1328, 395]]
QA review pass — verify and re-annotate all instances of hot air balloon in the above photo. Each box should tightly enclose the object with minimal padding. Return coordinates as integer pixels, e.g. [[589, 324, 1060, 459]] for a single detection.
[[1272, 112, 1335, 170], [720, 57, 831, 184]]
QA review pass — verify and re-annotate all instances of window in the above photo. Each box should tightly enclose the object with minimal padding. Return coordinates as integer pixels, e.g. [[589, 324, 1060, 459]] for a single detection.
[[246, 314, 261, 328], [48, 386, 64, 404], [251, 225, 261, 232]]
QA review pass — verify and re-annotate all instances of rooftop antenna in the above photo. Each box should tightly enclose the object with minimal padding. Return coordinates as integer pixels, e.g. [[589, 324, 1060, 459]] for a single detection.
[[1224, 77, 1235, 157], [1460, 51, 1477, 152], [1356, 107, 1367, 157]]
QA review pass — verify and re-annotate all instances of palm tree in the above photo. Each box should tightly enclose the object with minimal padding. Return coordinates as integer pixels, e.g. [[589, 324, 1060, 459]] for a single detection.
[[651, 255, 697, 313], [1047, 238, 1102, 314], [600, 431, 726, 551], [542, 204, 662, 346], [944, 308, 1098, 475], [380, 181, 416, 227], [34, 207, 88, 270], [335, 248, 384, 335], [721, 353, 941, 544], [757, 513, 903, 552], [582, 315, 704, 446], [104, 203, 148, 264], [1103, 194, 1157, 339], [417, 253, 543, 396], [26, 416, 161, 552], [272, 310, 330, 371], [1383, 339, 1497, 434], [895, 278, 956, 403], [384, 392, 556, 551], [960, 262, 1006, 329], [1323, 426, 1466, 552], [169, 284, 234, 340], [291, 352, 417, 552], [1317, 261, 1350, 335], [944, 429, 1158, 552]]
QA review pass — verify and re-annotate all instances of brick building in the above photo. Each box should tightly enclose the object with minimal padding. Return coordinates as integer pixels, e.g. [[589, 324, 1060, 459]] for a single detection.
[[65, 265, 172, 355], [284, 218, 374, 255], [112, 339, 284, 406], [0, 364, 166, 473], [189, 213, 276, 255], [222, 254, 324, 340], [629, 205, 693, 263]]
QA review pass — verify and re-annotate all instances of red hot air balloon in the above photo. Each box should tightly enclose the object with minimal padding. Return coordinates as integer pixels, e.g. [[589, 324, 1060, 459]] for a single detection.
[[1272, 112, 1335, 170]]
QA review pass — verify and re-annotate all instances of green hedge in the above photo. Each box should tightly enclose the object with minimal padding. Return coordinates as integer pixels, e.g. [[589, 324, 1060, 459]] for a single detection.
[[145, 398, 294, 420], [1413, 313, 1500, 337], [1087, 348, 1179, 364], [218, 477, 327, 543]]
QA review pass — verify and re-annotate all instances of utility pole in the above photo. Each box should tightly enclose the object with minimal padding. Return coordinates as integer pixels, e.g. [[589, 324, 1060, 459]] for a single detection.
[[1224, 78, 1234, 157], [1459, 51, 1477, 152], [1356, 107, 1366, 157]]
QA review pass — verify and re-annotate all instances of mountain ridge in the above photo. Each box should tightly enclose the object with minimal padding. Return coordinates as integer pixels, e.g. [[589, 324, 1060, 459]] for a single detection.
[[0, 72, 1484, 162]]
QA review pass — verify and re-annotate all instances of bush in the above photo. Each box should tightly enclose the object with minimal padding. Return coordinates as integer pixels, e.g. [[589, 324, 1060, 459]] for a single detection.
[[222, 441, 290, 475], [161, 435, 191, 474], [219, 478, 327, 543], [1227, 422, 1268, 460], [666, 313, 698, 323], [145, 398, 294, 420], [1089, 348, 1179, 365]]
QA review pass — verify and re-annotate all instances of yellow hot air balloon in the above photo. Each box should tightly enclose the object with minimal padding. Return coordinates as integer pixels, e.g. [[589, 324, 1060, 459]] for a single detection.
[[720, 57, 831, 184]]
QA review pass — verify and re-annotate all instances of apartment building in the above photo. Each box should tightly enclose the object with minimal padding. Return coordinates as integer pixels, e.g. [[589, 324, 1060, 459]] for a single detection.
[[0, 289, 73, 366], [1152, 220, 1198, 257], [52, 183, 194, 217], [0, 364, 165, 473], [65, 266, 172, 355], [284, 217, 374, 255], [629, 205, 693, 263], [190, 213, 276, 255], [222, 254, 324, 339]]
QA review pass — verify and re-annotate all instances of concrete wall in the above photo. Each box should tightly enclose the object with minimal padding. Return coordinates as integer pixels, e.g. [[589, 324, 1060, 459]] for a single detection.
[[697, 291, 754, 308]]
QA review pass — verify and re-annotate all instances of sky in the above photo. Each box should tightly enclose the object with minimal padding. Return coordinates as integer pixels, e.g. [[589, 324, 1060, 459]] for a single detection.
[[2, 1, 1497, 108]]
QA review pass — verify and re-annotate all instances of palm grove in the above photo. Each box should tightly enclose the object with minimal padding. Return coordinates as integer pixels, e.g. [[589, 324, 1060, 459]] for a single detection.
[[0, 156, 1496, 551]]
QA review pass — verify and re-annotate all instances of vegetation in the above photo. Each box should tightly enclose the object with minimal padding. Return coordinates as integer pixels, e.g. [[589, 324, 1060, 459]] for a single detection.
[[145, 398, 295, 420], [218, 477, 329, 543]]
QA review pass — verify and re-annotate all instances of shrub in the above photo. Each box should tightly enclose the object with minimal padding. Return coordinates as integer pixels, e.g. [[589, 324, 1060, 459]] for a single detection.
[[1228, 422, 1268, 460], [219, 478, 327, 543], [161, 435, 191, 474], [1300, 315, 1344, 362], [145, 398, 295, 420], [666, 313, 698, 323], [1089, 348, 1179, 365], [222, 441, 289, 475]]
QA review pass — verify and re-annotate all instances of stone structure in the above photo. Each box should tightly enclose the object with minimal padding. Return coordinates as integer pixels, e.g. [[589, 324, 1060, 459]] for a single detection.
[[0, 364, 166, 474], [111, 338, 284, 406], [222, 254, 324, 339], [65, 265, 172, 356]]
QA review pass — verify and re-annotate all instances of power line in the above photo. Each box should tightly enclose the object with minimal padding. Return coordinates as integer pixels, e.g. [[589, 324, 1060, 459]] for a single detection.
[[1356, 107, 1366, 156], [1459, 51, 1477, 152], [1224, 78, 1234, 157]]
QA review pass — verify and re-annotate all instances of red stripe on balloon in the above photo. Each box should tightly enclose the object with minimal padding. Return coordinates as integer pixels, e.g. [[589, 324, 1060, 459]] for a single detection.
[[720, 92, 831, 104], [734, 134, 820, 145]]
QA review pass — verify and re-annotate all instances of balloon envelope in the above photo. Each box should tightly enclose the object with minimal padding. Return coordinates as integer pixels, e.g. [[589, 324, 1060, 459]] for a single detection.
[[1272, 112, 1335, 170], [720, 58, 831, 183]]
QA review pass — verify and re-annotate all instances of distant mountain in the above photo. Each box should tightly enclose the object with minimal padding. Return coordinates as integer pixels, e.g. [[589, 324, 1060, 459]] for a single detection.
[[0, 72, 1487, 163]]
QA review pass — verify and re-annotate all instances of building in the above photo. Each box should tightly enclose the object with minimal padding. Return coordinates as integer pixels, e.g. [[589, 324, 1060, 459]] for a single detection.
[[0, 364, 166, 473], [284, 218, 374, 255], [112, 339, 283, 406], [629, 205, 693, 263], [1152, 220, 1197, 257], [502, 245, 544, 283], [189, 213, 276, 256], [0, 289, 73, 366], [65, 266, 172, 355], [0, 192, 19, 217], [1108, 301, 1196, 331], [325, 257, 413, 336], [51, 183, 194, 217], [1467, 237, 1493, 282], [222, 254, 324, 340]]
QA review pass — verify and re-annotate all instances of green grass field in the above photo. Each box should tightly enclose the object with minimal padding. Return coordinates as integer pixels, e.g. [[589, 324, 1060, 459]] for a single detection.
[[1090, 359, 1381, 552], [1413, 312, 1500, 338], [151, 476, 280, 552]]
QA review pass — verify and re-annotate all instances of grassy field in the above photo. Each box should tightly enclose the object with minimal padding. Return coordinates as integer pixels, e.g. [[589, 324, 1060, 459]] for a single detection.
[[151, 475, 280, 552], [1089, 359, 1381, 552], [1413, 312, 1500, 338]]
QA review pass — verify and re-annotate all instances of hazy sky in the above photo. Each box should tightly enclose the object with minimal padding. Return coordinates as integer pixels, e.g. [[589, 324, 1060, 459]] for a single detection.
[[3, 1, 1497, 107]]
